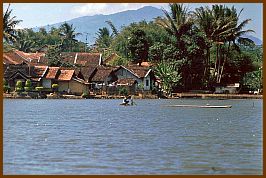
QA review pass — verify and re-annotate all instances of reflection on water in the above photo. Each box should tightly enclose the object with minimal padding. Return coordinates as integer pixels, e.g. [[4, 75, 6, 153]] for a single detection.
[[4, 99, 262, 175]]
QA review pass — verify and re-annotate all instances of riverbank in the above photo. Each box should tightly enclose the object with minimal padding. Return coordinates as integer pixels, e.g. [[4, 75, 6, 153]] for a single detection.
[[3, 93, 262, 99]]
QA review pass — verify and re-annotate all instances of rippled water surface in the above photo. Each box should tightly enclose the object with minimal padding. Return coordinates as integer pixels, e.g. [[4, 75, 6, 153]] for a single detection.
[[4, 99, 262, 175]]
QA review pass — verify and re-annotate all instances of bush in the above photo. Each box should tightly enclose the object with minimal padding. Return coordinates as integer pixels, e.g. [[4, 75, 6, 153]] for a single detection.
[[15, 80, 23, 88], [118, 87, 128, 96], [52, 84, 59, 92], [24, 87, 31, 92], [3, 85, 11, 93], [81, 91, 89, 98], [25, 80, 32, 87], [15, 87, 23, 92], [3, 78, 8, 86], [24, 80, 32, 91], [35, 87, 44, 91], [52, 84, 59, 89]]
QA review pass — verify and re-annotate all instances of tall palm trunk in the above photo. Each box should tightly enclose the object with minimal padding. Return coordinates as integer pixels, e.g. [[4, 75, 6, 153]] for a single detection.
[[218, 42, 231, 83]]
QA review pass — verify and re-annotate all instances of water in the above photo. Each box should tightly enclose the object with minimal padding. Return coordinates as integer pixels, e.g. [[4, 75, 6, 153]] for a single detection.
[[3, 99, 262, 175]]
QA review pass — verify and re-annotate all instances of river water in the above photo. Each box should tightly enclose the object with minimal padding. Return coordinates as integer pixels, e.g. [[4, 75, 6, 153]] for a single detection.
[[3, 99, 262, 175]]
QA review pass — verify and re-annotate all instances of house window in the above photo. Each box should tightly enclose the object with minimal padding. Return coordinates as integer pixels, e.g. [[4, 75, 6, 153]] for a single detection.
[[146, 79, 149, 86]]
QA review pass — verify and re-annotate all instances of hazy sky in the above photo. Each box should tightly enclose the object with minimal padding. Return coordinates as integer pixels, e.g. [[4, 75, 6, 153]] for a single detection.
[[3, 3, 263, 39]]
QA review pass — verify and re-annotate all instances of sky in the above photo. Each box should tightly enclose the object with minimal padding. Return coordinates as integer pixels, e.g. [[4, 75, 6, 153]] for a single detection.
[[3, 3, 263, 40]]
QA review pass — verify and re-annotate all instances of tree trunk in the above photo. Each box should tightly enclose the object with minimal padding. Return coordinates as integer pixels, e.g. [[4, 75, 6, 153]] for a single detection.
[[218, 42, 231, 83]]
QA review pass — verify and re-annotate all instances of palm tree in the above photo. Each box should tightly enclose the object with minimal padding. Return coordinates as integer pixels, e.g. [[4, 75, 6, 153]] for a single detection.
[[95, 27, 113, 50], [59, 22, 81, 51], [14, 29, 36, 52], [194, 6, 214, 81], [3, 4, 22, 44], [106, 20, 119, 36], [194, 5, 253, 84], [156, 3, 193, 43], [217, 7, 255, 83]]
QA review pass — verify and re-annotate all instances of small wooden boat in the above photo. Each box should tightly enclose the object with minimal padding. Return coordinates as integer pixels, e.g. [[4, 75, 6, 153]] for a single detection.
[[164, 104, 232, 108], [120, 103, 131, 106]]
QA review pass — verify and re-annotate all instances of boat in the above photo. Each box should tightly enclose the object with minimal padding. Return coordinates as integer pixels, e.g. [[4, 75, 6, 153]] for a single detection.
[[163, 104, 232, 108], [120, 103, 131, 106]]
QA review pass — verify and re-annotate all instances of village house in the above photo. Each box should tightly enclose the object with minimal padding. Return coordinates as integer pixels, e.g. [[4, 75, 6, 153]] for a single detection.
[[3, 50, 157, 96], [113, 65, 155, 91], [56, 69, 88, 95], [4, 63, 48, 90]]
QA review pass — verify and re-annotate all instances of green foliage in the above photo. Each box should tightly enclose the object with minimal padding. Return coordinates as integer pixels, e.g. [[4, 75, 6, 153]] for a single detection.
[[24, 87, 31, 92], [59, 22, 81, 52], [52, 84, 59, 89], [243, 68, 262, 91], [3, 4, 22, 44], [24, 79, 32, 92], [3, 78, 8, 86], [118, 87, 128, 96], [3, 79, 10, 93], [128, 28, 149, 65], [15, 80, 23, 92], [153, 61, 181, 94], [95, 27, 113, 50], [81, 91, 89, 98], [46, 45, 62, 67], [25, 79, 32, 87], [109, 56, 129, 66], [35, 86, 44, 91]]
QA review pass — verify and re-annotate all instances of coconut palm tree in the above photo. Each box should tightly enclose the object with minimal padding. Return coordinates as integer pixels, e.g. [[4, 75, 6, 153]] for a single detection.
[[106, 20, 119, 36], [156, 3, 193, 43], [3, 4, 22, 44], [59, 22, 81, 51], [95, 27, 113, 50], [217, 7, 255, 83]]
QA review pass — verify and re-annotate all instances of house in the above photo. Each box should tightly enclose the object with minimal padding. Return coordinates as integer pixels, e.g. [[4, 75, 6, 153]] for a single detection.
[[57, 69, 89, 95], [113, 65, 155, 91], [4, 63, 48, 90], [89, 66, 117, 94], [214, 83, 240, 94], [42, 67, 60, 88], [115, 78, 138, 95]]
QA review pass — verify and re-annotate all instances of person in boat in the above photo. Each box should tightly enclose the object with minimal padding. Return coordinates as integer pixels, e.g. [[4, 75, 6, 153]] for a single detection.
[[123, 96, 130, 105]]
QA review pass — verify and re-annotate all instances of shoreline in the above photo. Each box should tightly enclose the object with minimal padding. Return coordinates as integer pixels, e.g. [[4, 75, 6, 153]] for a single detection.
[[3, 93, 262, 99]]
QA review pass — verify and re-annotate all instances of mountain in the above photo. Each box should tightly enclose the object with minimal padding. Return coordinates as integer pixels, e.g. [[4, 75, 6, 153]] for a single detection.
[[242, 35, 263, 46], [36, 6, 164, 44]]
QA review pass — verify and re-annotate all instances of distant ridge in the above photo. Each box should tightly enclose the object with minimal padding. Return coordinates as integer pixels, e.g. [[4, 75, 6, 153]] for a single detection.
[[35, 6, 164, 44]]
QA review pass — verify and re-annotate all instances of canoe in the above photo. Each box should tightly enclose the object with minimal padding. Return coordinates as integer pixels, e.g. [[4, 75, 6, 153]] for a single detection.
[[164, 104, 232, 108], [120, 103, 131, 106]]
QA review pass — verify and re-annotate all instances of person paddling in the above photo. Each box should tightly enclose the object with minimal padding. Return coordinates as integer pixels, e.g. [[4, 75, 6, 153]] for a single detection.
[[123, 96, 130, 105]]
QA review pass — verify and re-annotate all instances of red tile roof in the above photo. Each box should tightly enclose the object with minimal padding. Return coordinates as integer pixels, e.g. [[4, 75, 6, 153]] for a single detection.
[[57, 69, 75, 81], [3, 52, 25, 65], [45, 67, 59, 79], [61, 52, 101, 66], [90, 67, 114, 82]]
